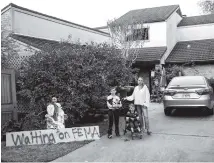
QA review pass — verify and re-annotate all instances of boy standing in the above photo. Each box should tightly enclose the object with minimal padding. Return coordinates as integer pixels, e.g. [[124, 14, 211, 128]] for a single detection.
[[107, 87, 122, 138]]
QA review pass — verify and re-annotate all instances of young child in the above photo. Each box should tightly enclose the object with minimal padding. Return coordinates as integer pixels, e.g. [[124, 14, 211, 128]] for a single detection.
[[125, 103, 141, 135], [107, 87, 122, 138]]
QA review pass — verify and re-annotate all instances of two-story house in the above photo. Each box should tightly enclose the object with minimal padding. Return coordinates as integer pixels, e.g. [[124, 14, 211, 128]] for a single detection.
[[2, 3, 214, 96], [95, 5, 214, 92]]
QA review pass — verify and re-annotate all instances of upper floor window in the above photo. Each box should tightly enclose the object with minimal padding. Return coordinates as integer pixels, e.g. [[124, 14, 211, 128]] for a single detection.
[[126, 28, 149, 41]]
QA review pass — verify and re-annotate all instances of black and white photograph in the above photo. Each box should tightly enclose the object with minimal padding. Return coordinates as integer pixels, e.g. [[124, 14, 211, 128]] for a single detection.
[[1, 0, 214, 162]]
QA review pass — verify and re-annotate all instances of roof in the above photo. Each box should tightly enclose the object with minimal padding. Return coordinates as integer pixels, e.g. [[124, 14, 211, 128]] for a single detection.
[[94, 26, 108, 29], [134, 46, 167, 62], [1, 3, 109, 36], [12, 34, 61, 50], [166, 39, 214, 63], [115, 5, 179, 24], [13, 34, 167, 63], [178, 14, 214, 27], [13, 34, 166, 63]]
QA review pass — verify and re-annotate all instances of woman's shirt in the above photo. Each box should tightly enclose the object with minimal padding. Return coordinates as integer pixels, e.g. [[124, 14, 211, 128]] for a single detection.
[[47, 103, 64, 116], [126, 85, 150, 108], [47, 103, 65, 127]]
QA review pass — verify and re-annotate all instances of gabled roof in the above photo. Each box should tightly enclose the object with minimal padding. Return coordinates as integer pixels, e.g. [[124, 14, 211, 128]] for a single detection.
[[115, 5, 180, 24], [178, 14, 214, 27], [135, 46, 167, 62], [166, 39, 214, 63], [2, 3, 110, 36]]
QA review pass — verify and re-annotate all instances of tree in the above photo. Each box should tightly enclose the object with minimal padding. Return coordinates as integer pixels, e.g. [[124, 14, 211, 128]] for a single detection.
[[198, 0, 214, 14], [17, 41, 138, 124], [107, 18, 148, 67], [1, 25, 19, 69]]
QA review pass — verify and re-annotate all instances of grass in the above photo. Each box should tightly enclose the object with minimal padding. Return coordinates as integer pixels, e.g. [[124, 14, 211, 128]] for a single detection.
[[1, 119, 108, 162]]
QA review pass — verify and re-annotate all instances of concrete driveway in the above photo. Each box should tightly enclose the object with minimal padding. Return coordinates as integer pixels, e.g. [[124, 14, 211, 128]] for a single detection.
[[53, 103, 214, 162]]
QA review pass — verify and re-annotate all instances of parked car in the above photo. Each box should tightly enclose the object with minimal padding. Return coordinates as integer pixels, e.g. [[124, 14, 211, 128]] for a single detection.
[[163, 76, 214, 116]]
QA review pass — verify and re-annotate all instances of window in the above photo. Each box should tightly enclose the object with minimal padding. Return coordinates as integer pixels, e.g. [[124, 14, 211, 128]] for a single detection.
[[169, 77, 206, 86], [126, 28, 149, 41]]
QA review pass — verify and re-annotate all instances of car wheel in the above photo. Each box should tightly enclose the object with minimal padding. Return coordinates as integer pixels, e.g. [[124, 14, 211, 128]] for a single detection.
[[164, 109, 171, 116]]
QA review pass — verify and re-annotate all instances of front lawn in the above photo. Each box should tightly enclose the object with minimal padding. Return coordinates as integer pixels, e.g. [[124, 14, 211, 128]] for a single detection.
[[1, 120, 108, 162]]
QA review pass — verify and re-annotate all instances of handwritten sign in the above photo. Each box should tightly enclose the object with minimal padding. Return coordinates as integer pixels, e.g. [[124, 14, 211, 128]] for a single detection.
[[6, 126, 100, 147]]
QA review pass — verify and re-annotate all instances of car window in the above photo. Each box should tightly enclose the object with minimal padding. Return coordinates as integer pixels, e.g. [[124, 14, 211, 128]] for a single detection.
[[169, 77, 206, 86]]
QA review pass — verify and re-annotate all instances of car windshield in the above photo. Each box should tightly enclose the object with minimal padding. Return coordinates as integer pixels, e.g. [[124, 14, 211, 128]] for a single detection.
[[168, 77, 206, 87]]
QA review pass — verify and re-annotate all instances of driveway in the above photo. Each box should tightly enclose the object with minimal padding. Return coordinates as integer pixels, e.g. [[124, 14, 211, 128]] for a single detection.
[[53, 103, 214, 162]]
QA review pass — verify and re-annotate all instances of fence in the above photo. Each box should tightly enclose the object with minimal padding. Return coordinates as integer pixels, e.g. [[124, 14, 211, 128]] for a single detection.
[[1, 69, 18, 125], [8, 55, 32, 114]]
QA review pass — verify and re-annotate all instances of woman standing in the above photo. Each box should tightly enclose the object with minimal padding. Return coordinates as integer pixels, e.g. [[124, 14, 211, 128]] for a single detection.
[[124, 77, 151, 135]]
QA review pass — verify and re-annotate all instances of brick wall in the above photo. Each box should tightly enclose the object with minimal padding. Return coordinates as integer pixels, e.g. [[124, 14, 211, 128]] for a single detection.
[[1, 9, 12, 35], [183, 64, 214, 79]]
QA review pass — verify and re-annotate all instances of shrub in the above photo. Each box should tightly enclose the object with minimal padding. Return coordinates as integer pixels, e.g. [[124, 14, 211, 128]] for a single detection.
[[1, 111, 46, 140], [17, 42, 138, 124], [165, 64, 185, 85], [20, 112, 46, 131], [1, 120, 22, 140], [208, 78, 214, 89], [150, 64, 185, 102]]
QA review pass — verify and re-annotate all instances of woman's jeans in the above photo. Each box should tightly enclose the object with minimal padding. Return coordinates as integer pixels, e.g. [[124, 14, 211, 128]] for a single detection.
[[108, 109, 120, 135], [135, 105, 150, 131]]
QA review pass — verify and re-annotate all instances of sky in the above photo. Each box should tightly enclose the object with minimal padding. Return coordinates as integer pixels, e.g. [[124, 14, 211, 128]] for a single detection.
[[1, 0, 203, 28]]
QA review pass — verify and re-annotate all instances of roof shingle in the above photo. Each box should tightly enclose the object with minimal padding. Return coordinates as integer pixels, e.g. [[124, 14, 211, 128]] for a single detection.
[[166, 39, 214, 63], [178, 14, 214, 27], [116, 5, 179, 24], [135, 46, 167, 62], [12, 34, 60, 50]]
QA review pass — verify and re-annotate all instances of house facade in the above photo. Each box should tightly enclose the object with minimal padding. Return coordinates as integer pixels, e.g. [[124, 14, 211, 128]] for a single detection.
[[1, 3, 111, 70], [167, 14, 214, 77], [3, 3, 214, 87], [2, 3, 111, 43], [1, 3, 111, 114], [1, 3, 214, 104], [95, 5, 214, 93]]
